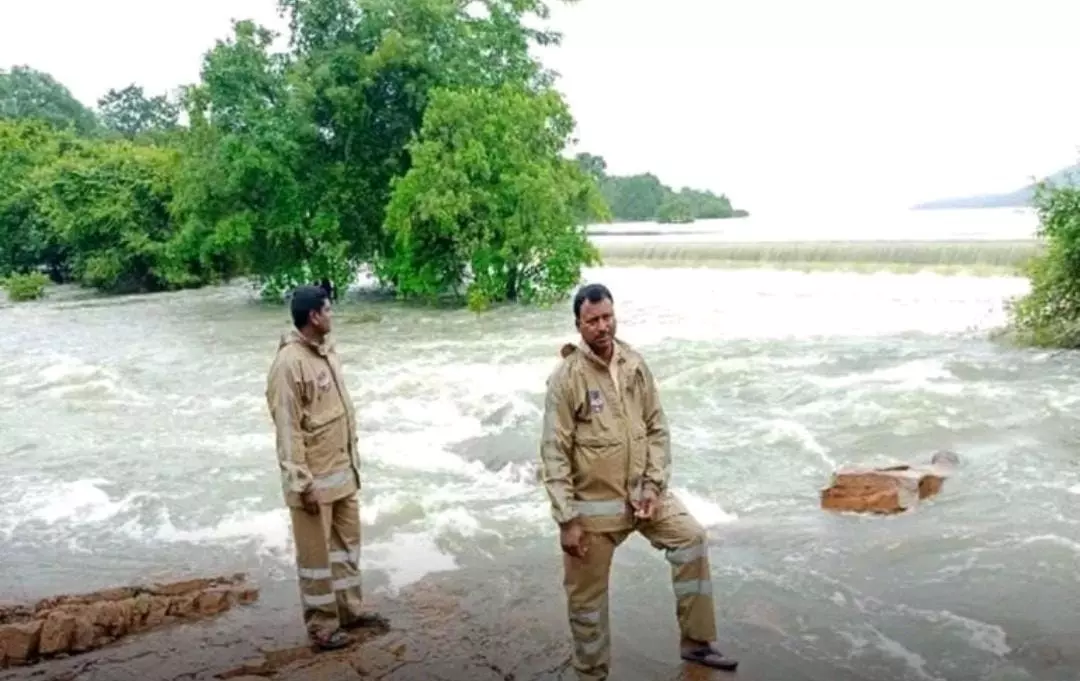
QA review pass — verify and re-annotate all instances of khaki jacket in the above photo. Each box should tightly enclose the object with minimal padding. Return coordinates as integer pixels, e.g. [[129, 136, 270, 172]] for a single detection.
[[539, 339, 675, 532], [266, 329, 360, 507]]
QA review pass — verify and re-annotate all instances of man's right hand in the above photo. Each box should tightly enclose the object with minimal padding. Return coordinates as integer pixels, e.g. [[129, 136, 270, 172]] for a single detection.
[[300, 489, 320, 515], [559, 519, 588, 558]]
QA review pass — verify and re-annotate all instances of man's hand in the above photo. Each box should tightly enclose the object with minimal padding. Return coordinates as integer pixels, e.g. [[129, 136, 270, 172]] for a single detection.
[[559, 519, 588, 558], [632, 485, 660, 521], [300, 489, 320, 515]]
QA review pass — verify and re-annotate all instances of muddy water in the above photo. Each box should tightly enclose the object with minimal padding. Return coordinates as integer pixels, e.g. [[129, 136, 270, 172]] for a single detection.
[[1, 259, 1079, 680]]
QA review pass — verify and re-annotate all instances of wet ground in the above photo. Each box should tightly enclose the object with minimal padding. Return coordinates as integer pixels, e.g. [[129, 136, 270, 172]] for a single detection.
[[5, 544, 1079, 681]]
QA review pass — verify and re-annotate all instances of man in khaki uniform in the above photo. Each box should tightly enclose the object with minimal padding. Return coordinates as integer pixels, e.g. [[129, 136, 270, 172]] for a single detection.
[[266, 285, 383, 650], [539, 283, 738, 680]]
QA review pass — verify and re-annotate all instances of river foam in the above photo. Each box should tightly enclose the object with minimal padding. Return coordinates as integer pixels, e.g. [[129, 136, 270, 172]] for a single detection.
[[2, 255, 1079, 679]]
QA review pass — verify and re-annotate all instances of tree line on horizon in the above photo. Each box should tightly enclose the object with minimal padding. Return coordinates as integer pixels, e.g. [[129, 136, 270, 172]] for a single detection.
[[573, 152, 748, 224], [0, 0, 748, 309]]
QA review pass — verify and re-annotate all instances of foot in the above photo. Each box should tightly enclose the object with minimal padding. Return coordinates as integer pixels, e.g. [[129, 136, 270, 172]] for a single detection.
[[342, 611, 390, 630], [680, 642, 738, 671], [311, 628, 351, 651]]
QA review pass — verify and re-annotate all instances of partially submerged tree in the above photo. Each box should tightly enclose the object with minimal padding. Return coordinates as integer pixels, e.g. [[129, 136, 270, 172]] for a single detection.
[[378, 84, 607, 309], [1006, 176, 1080, 347]]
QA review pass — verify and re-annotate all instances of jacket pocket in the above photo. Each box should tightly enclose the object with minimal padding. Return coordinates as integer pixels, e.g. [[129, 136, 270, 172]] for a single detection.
[[303, 403, 347, 465], [573, 433, 626, 495]]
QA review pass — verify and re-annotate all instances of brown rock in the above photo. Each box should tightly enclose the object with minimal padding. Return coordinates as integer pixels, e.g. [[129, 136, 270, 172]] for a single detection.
[[196, 588, 231, 616], [0, 620, 42, 666], [129, 593, 152, 631], [149, 578, 214, 597], [218, 656, 271, 678], [91, 633, 115, 649], [89, 587, 135, 602], [918, 473, 944, 499], [1, 574, 259, 668], [70, 615, 94, 653], [168, 593, 198, 618], [144, 595, 170, 628], [350, 642, 403, 678], [0, 603, 30, 625], [233, 584, 260, 605], [91, 599, 133, 637], [262, 644, 315, 669], [38, 612, 76, 656], [820, 464, 947, 514], [278, 658, 360, 681]]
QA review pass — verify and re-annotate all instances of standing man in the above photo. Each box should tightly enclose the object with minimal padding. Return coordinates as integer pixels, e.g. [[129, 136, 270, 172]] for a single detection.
[[266, 285, 382, 650], [539, 283, 738, 680]]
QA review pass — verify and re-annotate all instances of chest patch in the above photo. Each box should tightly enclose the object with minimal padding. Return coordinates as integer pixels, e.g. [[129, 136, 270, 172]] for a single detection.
[[316, 370, 333, 393], [587, 389, 605, 413]]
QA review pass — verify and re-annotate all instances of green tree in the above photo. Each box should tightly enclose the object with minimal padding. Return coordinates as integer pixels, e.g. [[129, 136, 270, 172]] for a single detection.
[[378, 84, 606, 309], [35, 140, 188, 293], [1006, 177, 1080, 347], [677, 187, 735, 219], [0, 119, 77, 280], [574, 152, 608, 181], [0, 66, 100, 135], [573, 151, 748, 223], [601, 173, 668, 222], [97, 84, 180, 139], [174, 0, 573, 299], [170, 20, 349, 299], [656, 195, 694, 224], [280, 0, 567, 268]]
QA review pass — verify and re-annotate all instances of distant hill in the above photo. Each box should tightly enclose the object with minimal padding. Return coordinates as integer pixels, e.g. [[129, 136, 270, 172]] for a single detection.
[[912, 163, 1080, 210]]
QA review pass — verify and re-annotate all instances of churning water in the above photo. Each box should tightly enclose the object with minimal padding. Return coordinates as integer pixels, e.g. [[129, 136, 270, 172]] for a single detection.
[[1, 208, 1078, 680]]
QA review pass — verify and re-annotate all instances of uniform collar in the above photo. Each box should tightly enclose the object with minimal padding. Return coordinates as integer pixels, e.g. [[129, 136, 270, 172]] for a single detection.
[[281, 328, 334, 357]]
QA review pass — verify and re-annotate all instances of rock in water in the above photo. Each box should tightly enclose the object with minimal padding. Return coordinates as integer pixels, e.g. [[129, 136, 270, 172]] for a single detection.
[[820, 452, 957, 514], [931, 449, 961, 468]]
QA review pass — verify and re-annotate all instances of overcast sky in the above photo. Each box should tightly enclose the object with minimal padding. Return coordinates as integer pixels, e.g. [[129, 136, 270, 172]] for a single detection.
[[3, 0, 1079, 216]]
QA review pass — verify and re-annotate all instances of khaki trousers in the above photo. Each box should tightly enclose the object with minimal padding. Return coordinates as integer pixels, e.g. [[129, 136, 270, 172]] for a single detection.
[[563, 510, 718, 681], [289, 493, 365, 639]]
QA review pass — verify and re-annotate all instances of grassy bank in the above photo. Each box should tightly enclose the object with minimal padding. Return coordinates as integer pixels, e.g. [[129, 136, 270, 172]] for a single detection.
[[595, 239, 1041, 275]]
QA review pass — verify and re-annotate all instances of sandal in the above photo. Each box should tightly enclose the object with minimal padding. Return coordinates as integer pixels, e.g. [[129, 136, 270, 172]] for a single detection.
[[312, 629, 351, 651], [681, 644, 739, 671]]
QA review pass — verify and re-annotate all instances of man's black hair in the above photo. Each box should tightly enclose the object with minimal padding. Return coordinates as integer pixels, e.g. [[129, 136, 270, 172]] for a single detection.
[[573, 283, 613, 321], [291, 285, 329, 329]]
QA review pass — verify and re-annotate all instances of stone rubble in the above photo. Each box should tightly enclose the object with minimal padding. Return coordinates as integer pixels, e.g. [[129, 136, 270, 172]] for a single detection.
[[0, 574, 259, 668]]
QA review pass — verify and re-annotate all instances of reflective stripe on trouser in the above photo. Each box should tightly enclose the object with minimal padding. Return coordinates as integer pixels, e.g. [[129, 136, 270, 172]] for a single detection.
[[639, 511, 718, 643], [563, 531, 629, 681], [289, 493, 364, 639]]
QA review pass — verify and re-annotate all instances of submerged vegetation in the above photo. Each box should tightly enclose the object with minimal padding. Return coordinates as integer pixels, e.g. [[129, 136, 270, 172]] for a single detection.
[[1, 271, 49, 301], [1003, 177, 1080, 347]]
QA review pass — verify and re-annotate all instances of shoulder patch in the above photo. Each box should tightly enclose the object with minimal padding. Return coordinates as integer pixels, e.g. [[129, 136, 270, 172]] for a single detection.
[[560, 343, 577, 359]]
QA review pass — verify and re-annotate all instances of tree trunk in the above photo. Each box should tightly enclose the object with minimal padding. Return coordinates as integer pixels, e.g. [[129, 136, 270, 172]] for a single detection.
[[505, 264, 519, 302]]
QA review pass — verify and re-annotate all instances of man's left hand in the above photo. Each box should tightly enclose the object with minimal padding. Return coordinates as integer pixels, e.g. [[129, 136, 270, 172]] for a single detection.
[[633, 486, 660, 520]]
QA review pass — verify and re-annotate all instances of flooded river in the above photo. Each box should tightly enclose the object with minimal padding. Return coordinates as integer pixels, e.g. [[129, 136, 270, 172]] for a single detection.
[[2, 231, 1080, 679]]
